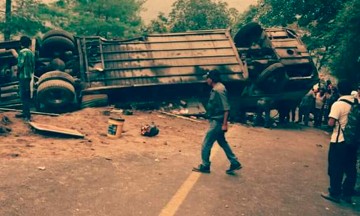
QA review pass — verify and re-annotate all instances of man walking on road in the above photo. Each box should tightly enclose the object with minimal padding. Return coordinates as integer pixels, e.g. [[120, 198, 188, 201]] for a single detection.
[[192, 70, 242, 174], [321, 80, 358, 204], [12, 36, 35, 121]]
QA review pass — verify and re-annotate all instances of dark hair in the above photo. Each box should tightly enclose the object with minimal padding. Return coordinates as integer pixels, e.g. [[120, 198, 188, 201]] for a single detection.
[[337, 80, 352, 95], [20, 36, 32, 48], [206, 69, 221, 83]]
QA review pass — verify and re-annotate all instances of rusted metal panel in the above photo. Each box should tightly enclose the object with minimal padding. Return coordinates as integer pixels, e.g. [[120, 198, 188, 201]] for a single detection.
[[264, 28, 313, 65], [78, 30, 246, 91]]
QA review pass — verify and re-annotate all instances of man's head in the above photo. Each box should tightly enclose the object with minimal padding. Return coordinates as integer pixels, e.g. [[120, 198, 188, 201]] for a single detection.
[[206, 69, 221, 86], [20, 36, 32, 48], [336, 80, 352, 96]]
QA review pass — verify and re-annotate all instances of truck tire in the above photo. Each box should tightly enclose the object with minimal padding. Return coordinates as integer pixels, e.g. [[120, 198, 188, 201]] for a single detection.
[[42, 30, 75, 44], [37, 71, 75, 86], [81, 94, 109, 108], [40, 36, 75, 58], [37, 79, 75, 107], [256, 63, 288, 92], [234, 22, 263, 48]]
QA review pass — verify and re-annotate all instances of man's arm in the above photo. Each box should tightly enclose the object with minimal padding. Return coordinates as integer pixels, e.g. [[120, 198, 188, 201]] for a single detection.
[[217, 90, 230, 132], [328, 117, 336, 127], [222, 111, 229, 132], [328, 102, 339, 127], [9, 49, 18, 58]]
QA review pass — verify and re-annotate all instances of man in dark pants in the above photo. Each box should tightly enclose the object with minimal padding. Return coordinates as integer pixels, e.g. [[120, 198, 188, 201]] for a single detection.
[[192, 70, 242, 174], [321, 80, 358, 204], [13, 36, 35, 121]]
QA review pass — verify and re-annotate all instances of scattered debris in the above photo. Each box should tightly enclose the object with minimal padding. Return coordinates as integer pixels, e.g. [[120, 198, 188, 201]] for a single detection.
[[123, 110, 133, 115], [37, 166, 46, 171], [102, 110, 111, 116], [110, 109, 123, 114], [154, 158, 160, 162], [158, 111, 202, 123], [0, 125, 11, 134], [1, 115, 12, 125], [29, 122, 85, 138], [141, 123, 159, 137], [9, 153, 20, 158], [316, 144, 323, 148]]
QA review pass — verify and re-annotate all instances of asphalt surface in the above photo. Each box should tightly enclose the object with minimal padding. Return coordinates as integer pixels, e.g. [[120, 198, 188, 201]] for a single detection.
[[0, 118, 359, 216]]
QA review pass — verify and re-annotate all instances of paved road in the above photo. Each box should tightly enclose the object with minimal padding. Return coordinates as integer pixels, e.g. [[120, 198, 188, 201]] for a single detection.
[[0, 123, 359, 216]]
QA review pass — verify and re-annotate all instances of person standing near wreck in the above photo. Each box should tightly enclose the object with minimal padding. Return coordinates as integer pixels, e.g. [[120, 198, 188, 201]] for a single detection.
[[13, 36, 35, 121], [192, 70, 242, 174], [321, 80, 358, 204]]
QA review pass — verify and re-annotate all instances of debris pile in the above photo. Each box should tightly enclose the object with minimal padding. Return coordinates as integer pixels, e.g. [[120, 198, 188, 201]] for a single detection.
[[0, 114, 12, 134]]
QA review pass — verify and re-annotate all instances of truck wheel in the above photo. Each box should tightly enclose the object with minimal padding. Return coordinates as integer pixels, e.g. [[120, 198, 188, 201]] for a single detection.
[[40, 36, 75, 58], [234, 22, 263, 47], [81, 94, 109, 108], [42, 30, 75, 43], [256, 63, 288, 92], [37, 71, 75, 86], [37, 79, 75, 107]]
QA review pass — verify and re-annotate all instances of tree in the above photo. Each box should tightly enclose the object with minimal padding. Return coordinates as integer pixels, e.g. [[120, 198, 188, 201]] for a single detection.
[[329, 0, 360, 84], [167, 0, 238, 32], [1, 0, 46, 39], [146, 12, 169, 34], [35, 0, 144, 38], [4, 0, 12, 40]]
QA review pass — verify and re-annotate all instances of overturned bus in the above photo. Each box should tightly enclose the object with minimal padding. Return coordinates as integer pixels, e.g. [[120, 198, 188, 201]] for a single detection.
[[0, 23, 318, 119]]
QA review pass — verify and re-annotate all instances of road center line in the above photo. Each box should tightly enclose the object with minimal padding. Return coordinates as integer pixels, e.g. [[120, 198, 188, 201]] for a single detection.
[[159, 145, 220, 216]]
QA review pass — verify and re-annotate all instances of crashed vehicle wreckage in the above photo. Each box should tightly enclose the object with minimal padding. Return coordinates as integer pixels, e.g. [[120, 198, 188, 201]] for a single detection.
[[0, 23, 318, 120]]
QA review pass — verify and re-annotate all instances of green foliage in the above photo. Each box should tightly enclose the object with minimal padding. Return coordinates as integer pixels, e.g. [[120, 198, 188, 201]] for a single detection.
[[167, 0, 238, 32], [1, 0, 47, 39], [1, 0, 145, 39], [146, 12, 169, 34], [40, 0, 145, 38], [329, 0, 360, 84]]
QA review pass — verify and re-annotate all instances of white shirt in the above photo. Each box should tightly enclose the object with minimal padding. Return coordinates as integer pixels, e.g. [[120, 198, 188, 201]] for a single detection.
[[329, 95, 354, 143], [315, 92, 325, 109]]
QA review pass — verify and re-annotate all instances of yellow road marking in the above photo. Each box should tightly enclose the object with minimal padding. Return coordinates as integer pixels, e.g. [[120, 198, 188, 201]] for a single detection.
[[159, 145, 220, 216]]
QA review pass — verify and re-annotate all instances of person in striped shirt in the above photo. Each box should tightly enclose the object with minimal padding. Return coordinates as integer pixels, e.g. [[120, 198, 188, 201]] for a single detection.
[[13, 36, 35, 121]]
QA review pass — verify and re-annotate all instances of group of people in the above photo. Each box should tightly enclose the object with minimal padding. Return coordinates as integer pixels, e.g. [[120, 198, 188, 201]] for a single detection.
[[297, 81, 340, 127], [192, 71, 359, 205], [278, 80, 360, 128]]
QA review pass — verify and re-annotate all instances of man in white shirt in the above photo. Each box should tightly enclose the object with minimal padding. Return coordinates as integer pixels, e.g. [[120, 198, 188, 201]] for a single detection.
[[321, 80, 358, 204]]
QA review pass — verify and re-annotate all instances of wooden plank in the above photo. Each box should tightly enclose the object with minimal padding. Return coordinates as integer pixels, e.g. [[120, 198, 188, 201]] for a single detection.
[[158, 111, 203, 123]]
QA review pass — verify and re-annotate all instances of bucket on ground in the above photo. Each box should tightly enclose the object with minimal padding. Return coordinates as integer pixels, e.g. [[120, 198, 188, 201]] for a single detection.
[[107, 117, 125, 138]]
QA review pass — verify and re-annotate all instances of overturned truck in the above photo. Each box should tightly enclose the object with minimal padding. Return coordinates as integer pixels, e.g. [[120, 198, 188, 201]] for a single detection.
[[0, 23, 318, 119]]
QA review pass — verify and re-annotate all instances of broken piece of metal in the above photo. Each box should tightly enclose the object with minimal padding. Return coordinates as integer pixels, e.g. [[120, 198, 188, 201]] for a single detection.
[[29, 122, 84, 138], [0, 108, 59, 117]]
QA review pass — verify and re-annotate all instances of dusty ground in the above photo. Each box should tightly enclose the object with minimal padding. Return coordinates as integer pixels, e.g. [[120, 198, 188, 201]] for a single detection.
[[0, 107, 359, 216]]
